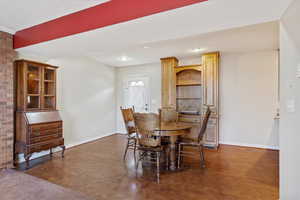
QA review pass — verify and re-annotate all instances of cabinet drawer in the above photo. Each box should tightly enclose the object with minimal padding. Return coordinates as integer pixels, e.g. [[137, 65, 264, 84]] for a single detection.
[[30, 122, 62, 132], [29, 133, 62, 144], [179, 115, 201, 123], [179, 117, 201, 123], [30, 128, 62, 138], [28, 138, 64, 153]]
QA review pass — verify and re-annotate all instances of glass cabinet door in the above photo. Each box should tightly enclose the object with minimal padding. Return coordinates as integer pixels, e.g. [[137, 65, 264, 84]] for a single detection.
[[44, 96, 55, 109], [43, 67, 56, 110], [27, 65, 41, 109]]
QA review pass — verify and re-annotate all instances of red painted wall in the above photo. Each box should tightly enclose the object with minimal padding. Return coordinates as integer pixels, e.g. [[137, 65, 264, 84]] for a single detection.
[[14, 0, 207, 49]]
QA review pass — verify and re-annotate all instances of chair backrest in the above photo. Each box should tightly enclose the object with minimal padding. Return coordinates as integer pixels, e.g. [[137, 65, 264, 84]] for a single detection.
[[134, 112, 161, 147], [120, 106, 136, 135], [159, 107, 178, 123], [198, 107, 212, 143]]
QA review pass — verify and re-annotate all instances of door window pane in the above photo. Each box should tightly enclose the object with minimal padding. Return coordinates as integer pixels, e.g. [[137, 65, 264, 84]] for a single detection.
[[125, 80, 148, 112]]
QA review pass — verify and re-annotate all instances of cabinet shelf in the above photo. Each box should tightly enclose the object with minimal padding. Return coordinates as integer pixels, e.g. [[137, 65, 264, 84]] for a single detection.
[[44, 80, 55, 82], [28, 78, 40, 81], [27, 94, 40, 96], [176, 83, 201, 86], [176, 98, 201, 100], [178, 111, 201, 115]]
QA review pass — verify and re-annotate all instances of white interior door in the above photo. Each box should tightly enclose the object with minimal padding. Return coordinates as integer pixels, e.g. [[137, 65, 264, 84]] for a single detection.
[[123, 77, 150, 112]]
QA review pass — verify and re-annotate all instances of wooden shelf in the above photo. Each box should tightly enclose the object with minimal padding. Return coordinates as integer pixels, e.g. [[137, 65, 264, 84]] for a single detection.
[[44, 80, 55, 82], [28, 78, 40, 81], [27, 94, 40, 96], [176, 83, 201, 86], [176, 98, 201, 100], [178, 112, 201, 116], [44, 95, 55, 97]]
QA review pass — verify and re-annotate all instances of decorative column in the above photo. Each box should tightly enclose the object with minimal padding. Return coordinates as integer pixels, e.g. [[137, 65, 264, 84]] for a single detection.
[[202, 52, 220, 147], [161, 57, 178, 109]]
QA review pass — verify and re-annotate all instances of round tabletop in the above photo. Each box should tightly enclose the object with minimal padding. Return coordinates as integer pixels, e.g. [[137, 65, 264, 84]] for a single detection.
[[154, 122, 192, 136]]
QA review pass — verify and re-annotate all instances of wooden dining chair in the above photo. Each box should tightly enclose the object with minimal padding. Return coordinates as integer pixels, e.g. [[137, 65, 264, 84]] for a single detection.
[[120, 106, 137, 160], [177, 107, 211, 168], [133, 112, 167, 183]]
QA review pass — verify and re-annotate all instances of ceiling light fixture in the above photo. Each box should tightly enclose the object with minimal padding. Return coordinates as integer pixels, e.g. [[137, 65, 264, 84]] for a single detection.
[[143, 46, 150, 49], [119, 56, 132, 62], [190, 48, 206, 53]]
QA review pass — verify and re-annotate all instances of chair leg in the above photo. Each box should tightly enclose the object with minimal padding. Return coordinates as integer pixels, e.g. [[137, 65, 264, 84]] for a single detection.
[[135, 151, 141, 170], [135, 151, 140, 179], [177, 144, 181, 169], [133, 139, 137, 161], [199, 145, 205, 168], [123, 139, 130, 160], [156, 152, 160, 184]]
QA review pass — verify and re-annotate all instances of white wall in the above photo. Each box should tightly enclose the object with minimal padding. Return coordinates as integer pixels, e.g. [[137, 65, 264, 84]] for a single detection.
[[220, 51, 279, 149], [116, 63, 161, 133], [48, 57, 116, 146], [116, 51, 279, 149], [280, 0, 300, 199]]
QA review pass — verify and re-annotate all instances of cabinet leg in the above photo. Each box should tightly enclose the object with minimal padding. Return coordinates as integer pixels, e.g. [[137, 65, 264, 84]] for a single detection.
[[61, 145, 66, 158], [50, 148, 53, 158], [14, 153, 19, 167], [24, 154, 32, 169]]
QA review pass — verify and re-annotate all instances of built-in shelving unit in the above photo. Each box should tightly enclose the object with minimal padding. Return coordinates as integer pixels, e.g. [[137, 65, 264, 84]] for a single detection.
[[176, 66, 202, 116], [161, 53, 220, 148]]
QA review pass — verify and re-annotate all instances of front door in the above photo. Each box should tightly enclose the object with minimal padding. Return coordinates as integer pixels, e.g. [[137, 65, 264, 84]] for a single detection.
[[123, 77, 150, 112]]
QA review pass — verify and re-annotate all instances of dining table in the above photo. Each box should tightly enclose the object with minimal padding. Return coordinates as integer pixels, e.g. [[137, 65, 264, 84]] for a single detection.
[[154, 122, 192, 171]]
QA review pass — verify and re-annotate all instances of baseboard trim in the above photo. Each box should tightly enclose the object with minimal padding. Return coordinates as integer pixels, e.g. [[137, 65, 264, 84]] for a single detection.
[[65, 132, 116, 149], [17, 132, 116, 163], [17, 134, 279, 163], [219, 141, 279, 150]]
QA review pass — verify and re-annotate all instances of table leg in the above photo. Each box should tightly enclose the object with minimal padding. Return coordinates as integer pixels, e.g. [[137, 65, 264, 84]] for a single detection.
[[169, 136, 178, 171]]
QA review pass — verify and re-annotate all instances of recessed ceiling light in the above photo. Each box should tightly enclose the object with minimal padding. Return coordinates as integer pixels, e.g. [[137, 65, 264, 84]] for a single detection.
[[143, 46, 150, 49], [190, 48, 206, 53], [119, 56, 132, 62]]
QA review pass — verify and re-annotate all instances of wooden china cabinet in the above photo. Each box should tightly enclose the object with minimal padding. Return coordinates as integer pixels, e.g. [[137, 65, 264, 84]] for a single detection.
[[161, 52, 220, 148], [14, 60, 65, 168]]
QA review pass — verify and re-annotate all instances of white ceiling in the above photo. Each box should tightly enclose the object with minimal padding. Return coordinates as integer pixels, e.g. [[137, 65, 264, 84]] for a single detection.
[[91, 21, 279, 66], [281, 0, 300, 49], [13, 0, 292, 67], [0, 0, 110, 33]]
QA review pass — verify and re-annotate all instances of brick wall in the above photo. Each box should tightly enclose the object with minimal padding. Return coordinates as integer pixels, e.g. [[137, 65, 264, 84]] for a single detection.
[[0, 31, 16, 169]]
